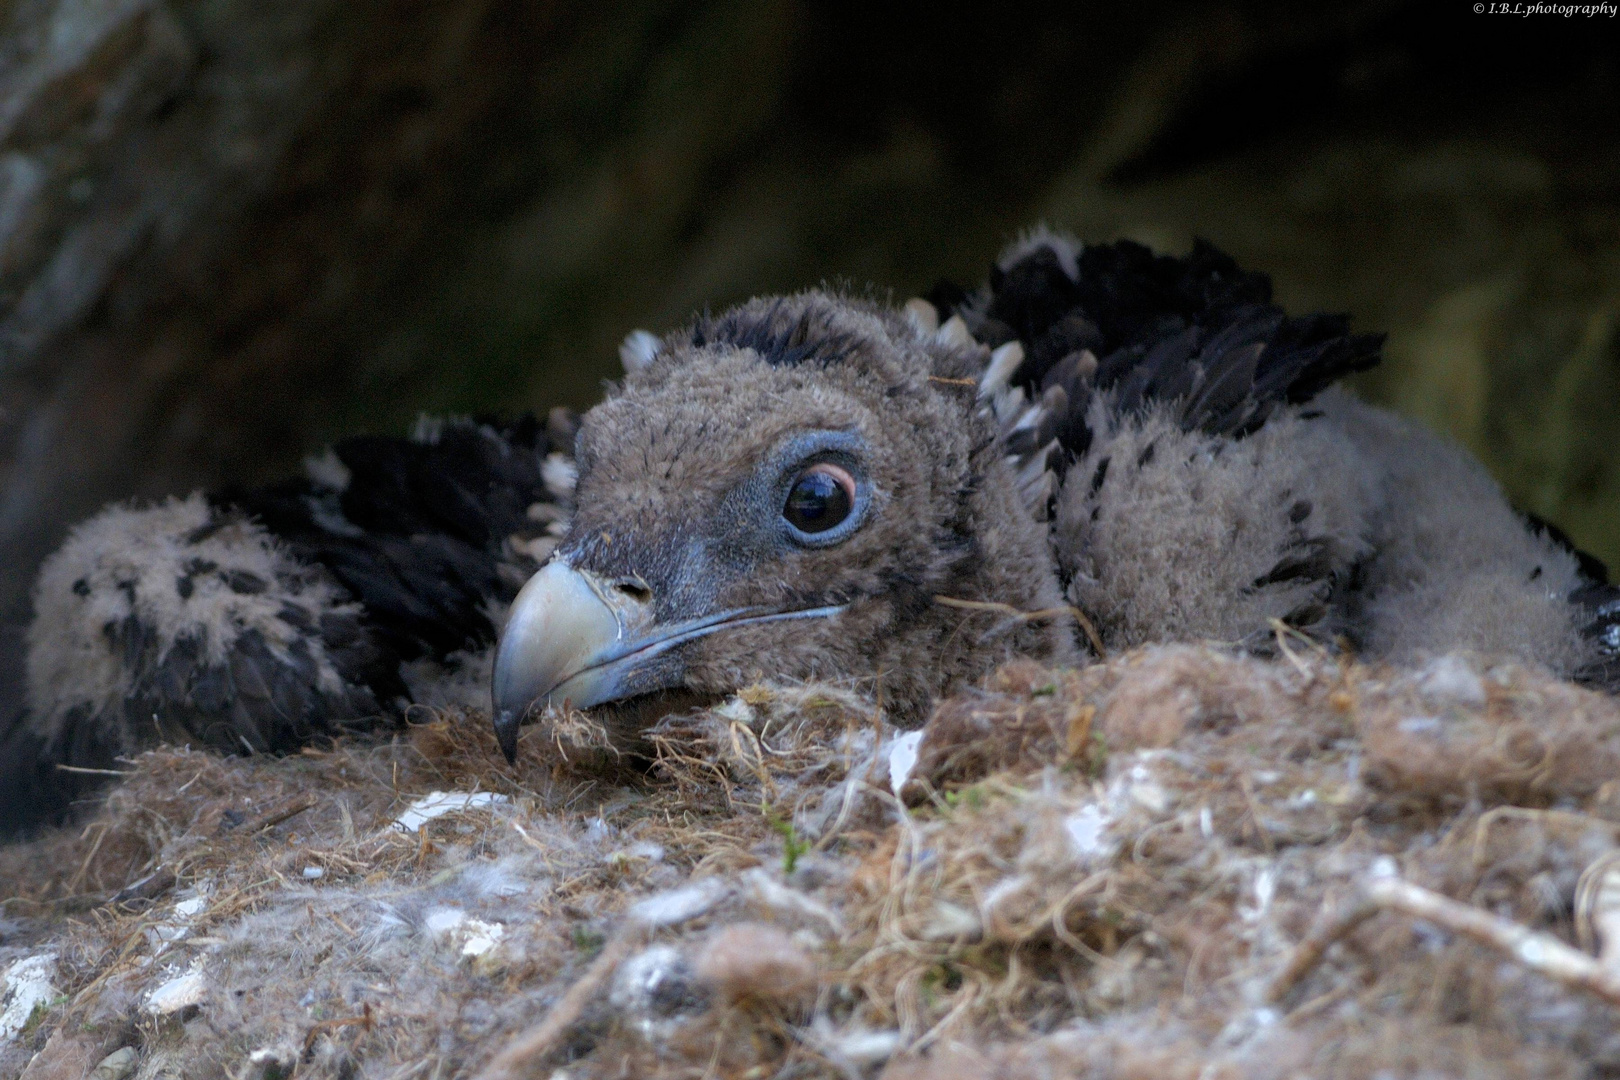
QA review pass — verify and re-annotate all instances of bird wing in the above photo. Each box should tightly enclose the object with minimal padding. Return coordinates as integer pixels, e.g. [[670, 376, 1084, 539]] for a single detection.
[[222, 410, 576, 668], [22, 410, 577, 789], [937, 235, 1384, 497], [934, 233, 1385, 649]]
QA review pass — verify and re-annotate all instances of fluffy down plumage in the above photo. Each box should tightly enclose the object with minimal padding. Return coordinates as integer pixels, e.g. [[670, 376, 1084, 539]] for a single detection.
[[3, 230, 1615, 830]]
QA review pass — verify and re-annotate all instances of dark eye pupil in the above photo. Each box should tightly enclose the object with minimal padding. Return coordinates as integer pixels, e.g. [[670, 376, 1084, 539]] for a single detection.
[[784, 470, 852, 533]]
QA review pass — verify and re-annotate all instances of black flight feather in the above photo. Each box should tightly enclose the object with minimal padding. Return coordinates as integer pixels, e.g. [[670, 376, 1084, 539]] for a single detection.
[[950, 238, 1385, 459]]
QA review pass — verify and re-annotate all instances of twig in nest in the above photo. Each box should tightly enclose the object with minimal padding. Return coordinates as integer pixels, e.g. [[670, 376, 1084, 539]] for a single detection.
[[1368, 876, 1620, 1004], [1237, 772, 1275, 857], [933, 595, 1106, 659], [67, 821, 111, 894], [54, 763, 133, 776], [1576, 850, 1620, 957], [109, 868, 177, 908], [1266, 892, 1379, 1003], [1268, 618, 1318, 680], [229, 795, 318, 836], [304, 1002, 375, 1057], [927, 375, 978, 388], [474, 925, 648, 1080], [1270, 873, 1620, 1008]]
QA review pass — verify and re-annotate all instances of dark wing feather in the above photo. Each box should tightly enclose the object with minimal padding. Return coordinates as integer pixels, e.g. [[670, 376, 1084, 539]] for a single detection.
[[1573, 583, 1620, 692], [1185, 340, 1264, 435], [220, 412, 569, 675], [944, 237, 1385, 460]]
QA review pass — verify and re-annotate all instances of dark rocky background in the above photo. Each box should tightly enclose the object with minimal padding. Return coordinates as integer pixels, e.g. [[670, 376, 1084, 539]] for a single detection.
[[0, 0, 1616, 622]]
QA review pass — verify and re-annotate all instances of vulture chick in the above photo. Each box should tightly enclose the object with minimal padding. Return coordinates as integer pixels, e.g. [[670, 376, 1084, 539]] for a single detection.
[[489, 235, 1619, 760], [5, 232, 1617, 823]]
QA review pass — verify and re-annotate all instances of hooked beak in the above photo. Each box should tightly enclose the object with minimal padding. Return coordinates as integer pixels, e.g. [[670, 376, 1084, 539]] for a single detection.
[[491, 561, 847, 763]]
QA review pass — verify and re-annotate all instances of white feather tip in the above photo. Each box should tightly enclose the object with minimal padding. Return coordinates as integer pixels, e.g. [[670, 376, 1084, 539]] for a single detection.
[[619, 330, 661, 374], [903, 298, 940, 337], [935, 314, 974, 350], [978, 341, 1025, 399]]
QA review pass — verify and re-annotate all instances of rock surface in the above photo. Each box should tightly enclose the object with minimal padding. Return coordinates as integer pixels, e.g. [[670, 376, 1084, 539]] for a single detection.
[[0, 1, 1616, 622]]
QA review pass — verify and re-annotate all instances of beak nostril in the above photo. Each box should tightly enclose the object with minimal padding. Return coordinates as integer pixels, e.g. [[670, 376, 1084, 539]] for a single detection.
[[612, 577, 653, 605]]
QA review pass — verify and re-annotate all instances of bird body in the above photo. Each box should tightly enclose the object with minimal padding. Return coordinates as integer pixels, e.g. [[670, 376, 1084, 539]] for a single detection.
[[5, 230, 1617, 825]]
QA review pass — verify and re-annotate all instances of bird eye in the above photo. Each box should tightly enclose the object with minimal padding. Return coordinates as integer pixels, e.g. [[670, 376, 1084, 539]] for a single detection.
[[783, 463, 856, 535]]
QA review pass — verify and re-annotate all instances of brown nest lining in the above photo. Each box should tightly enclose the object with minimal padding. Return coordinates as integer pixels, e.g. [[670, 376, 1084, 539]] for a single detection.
[[5, 645, 1620, 1079]]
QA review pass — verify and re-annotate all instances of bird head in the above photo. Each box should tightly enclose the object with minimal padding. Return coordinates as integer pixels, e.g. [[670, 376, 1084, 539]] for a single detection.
[[491, 292, 1078, 761]]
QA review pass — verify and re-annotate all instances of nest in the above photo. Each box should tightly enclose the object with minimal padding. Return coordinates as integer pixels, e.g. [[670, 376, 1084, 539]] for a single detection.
[[6, 644, 1620, 1079]]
